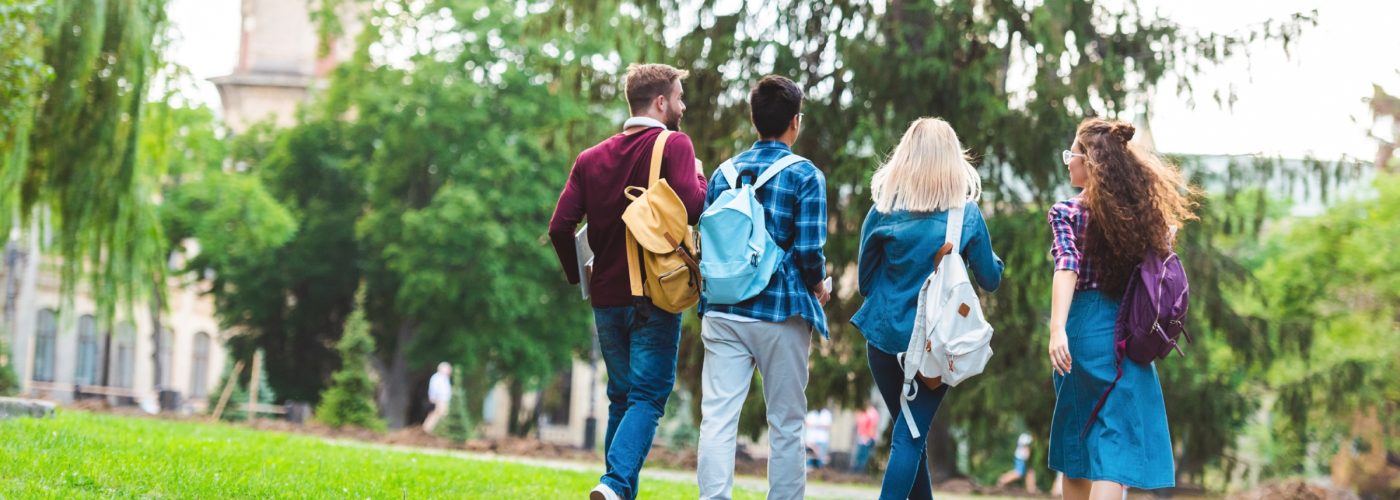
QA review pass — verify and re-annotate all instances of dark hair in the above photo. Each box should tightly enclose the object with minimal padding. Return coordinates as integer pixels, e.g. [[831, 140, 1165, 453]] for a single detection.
[[625, 63, 688, 113], [749, 75, 803, 138], [1076, 118, 1199, 296]]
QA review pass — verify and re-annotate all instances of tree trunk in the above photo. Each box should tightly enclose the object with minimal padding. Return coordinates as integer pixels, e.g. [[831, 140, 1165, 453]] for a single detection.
[[506, 378, 540, 438], [925, 411, 961, 484], [381, 320, 417, 429], [150, 276, 164, 390]]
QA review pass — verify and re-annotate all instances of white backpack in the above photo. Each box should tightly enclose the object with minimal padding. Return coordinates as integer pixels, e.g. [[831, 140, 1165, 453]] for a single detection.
[[896, 203, 994, 438]]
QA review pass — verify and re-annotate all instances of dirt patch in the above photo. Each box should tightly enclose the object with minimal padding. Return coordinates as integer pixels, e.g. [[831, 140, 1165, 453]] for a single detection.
[[1227, 482, 1360, 500], [807, 467, 880, 486]]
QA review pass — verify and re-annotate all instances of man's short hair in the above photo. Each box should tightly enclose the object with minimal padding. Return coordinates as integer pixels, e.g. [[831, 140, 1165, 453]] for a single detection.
[[749, 75, 804, 138], [625, 63, 689, 113]]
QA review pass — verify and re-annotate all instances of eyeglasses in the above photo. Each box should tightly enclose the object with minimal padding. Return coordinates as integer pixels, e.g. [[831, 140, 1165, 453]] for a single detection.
[[1062, 150, 1086, 165]]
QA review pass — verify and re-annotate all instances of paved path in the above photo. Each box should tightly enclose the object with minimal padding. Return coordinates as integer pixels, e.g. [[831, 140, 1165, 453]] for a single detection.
[[326, 439, 1013, 500]]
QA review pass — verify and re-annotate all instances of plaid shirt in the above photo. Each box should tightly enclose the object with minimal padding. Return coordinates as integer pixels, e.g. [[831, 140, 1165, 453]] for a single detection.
[[699, 141, 829, 337], [1048, 196, 1099, 290]]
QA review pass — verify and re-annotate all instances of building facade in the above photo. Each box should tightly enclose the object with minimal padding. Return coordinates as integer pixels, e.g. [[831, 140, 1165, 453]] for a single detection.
[[4, 235, 227, 410]]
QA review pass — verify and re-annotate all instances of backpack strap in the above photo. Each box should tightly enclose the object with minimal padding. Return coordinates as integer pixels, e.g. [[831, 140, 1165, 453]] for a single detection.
[[627, 131, 674, 298], [719, 160, 738, 188], [752, 154, 808, 189], [717, 154, 807, 190], [647, 130, 673, 187], [944, 203, 966, 253]]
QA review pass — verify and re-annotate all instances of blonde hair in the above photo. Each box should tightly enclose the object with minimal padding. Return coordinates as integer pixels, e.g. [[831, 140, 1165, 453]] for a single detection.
[[870, 118, 982, 213]]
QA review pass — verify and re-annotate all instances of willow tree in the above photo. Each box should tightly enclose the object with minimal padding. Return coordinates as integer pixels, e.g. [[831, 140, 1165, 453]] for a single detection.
[[0, 0, 170, 333]]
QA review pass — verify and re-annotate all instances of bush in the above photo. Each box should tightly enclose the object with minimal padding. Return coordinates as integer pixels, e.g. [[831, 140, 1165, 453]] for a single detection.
[[0, 337, 18, 397], [315, 286, 385, 431]]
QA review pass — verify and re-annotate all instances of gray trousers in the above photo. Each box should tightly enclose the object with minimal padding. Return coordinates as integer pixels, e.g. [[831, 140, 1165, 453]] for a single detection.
[[697, 315, 811, 500]]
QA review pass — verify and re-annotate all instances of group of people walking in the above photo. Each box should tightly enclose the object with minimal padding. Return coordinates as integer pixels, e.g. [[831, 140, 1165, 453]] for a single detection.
[[548, 62, 1193, 500]]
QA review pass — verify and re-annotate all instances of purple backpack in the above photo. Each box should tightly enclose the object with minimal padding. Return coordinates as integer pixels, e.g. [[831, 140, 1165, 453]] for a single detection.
[[1083, 235, 1190, 438]]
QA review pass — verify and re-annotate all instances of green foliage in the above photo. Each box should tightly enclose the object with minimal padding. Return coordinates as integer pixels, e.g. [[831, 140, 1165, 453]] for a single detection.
[[0, 0, 173, 325], [317, 286, 386, 431], [1243, 172, 1400, 476], [207, 350, 279, 422], [0, 335, 19, 396], [433, 367, 475, 442], [0, 0, 49, 157], [0, 412, 761, 498]]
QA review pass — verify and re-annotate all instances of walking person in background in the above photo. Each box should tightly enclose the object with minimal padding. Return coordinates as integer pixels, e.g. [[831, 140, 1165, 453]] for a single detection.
[[853, 405, 880, 471], [422, 362, 453, 432], [996, 433, 1038, 493], [1047, 118, 1195, 499], [695, 75, 830, 500], [804, 408, 833, 468], [548, 63, 708, 500], [852, 118, 1004, 500]]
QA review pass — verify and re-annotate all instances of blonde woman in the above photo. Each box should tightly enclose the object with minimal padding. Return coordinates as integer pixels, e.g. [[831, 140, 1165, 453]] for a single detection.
[[852, 118, 1004, 500]]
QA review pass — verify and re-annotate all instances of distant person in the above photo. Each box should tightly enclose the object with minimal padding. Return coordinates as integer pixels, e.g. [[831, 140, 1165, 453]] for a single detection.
[[804, 408, 833, 468], [1047, 119, 1193, 499], [996, 433, 1038, 492], [694, 75, 830, 500], [548, 62, 707, 500], [422, 362, 452, 432], [853, 405, 880, 471], [852, 118, 1004, 500]]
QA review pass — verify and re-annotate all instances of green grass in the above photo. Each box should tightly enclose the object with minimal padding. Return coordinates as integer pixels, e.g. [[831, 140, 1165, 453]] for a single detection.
[[0, 411, 763, 499]]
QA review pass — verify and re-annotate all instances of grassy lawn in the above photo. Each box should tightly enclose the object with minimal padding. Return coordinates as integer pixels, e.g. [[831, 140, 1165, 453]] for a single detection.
[[0, 411, 764, 499]]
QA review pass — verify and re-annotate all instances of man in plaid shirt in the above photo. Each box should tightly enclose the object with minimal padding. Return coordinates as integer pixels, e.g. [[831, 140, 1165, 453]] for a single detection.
[[695, 75, 830, 500]]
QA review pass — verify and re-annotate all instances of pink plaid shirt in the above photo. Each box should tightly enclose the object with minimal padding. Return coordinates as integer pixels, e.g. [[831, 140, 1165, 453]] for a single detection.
[[1048, 196, 1099, 290]]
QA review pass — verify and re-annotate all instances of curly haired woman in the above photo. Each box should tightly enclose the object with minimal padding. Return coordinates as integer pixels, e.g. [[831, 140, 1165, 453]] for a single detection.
[[1046, 118, 1197, 499]]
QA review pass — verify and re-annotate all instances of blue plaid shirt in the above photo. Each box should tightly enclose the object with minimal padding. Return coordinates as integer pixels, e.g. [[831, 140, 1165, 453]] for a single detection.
[[699, 141, 829, 337]]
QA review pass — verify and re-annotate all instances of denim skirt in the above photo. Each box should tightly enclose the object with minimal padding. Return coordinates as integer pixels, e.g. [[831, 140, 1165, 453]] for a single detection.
[[1048, 290, 1175, 490]]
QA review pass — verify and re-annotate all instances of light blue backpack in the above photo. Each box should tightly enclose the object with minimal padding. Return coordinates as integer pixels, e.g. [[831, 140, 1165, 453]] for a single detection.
[[698, 153, 808, 305]]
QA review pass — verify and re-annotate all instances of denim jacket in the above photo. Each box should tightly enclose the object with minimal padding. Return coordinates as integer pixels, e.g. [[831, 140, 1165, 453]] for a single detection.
[[852, 203, 1004, 354]]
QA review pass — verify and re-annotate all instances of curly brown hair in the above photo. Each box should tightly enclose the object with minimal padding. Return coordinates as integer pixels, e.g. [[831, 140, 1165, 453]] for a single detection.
[[1077, 118, 1199, 296]]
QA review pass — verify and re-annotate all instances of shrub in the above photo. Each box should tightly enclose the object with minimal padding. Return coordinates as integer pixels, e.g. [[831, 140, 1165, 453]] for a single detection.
[[315, 286, 385, 431], [433, 368, 474, 442]]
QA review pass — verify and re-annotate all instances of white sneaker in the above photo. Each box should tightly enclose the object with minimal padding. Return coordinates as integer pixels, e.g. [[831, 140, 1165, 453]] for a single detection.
[[590, 483, 621, 500]]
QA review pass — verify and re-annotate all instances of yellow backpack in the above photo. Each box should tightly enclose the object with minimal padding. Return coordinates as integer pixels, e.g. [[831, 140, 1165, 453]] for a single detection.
[[622, 130, 701, 314]]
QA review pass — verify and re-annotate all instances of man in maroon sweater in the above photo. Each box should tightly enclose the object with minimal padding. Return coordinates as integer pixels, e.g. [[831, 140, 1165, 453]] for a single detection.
[[547, 63, 706, 500]]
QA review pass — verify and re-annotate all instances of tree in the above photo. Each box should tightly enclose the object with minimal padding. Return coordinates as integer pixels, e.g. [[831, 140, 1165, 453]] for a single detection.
[[1369, 84, 1400, 171], [206, 350, 280, 422], [317, 285, 386, 431], [0, 0, 173, 325], [433, 366, 475, 443]]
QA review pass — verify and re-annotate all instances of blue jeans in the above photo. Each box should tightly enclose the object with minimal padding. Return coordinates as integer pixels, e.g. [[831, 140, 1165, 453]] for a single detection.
[[868, 342, 950, 500], [594, 306, 681, 500], [854, 441, 874, 471]]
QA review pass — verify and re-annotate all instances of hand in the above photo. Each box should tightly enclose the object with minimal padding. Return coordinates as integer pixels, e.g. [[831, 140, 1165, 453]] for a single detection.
[[812, 279, 832, 306], [1048, 327, 1072, 376], [694, 158, 704, 175]]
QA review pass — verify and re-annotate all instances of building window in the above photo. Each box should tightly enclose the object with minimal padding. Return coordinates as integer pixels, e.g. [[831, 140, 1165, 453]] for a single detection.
[[114, 322, 136, 388], [190, 332, 210, 398], [158, 327, 173, 388], [33, 309, 56, 382], [75, 315, 99, 386]]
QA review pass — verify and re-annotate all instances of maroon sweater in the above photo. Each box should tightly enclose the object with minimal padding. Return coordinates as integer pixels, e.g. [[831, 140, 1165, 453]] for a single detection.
[[549, 128, 707, 308]]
